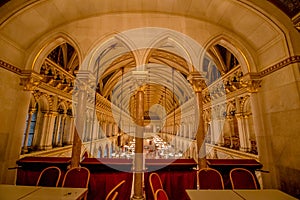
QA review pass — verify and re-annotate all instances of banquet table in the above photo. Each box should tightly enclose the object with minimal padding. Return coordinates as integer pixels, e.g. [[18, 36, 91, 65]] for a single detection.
[[0, 184, 40, 200], [185, 189, 297, 200], [0, 184, 88, 200], [185, 189, 243, 200], [233, 189, 298, 200]]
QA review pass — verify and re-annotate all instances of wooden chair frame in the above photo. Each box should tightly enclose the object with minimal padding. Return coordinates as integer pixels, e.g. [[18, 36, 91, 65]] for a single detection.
[[154, 188, 169, 200], [229, 167, 258, 189], [149, 172, 163, 199], [105, 180, 126, 200], [36, 166, 61, 187], [62, 167, 90, 200], [62, 166, 90, 188], [197, 167, 224, 189]]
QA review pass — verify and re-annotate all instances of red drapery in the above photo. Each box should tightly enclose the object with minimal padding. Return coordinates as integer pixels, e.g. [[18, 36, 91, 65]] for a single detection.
[[16, 157, 198, 200]]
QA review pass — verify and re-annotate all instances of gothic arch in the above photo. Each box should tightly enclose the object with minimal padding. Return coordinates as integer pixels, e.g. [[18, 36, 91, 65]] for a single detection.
[[241, 95, 251, 115], [36, 93, 53, 112], [26, 33, 82, 73], [203, 34, 256, 74]]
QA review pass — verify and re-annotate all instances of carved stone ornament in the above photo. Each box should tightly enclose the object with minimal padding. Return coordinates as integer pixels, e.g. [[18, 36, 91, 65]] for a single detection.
[[241, 79, 262, 93], [20, 71, 43, 91], [187, 71, 207, 92], [292, 13, 300, 32]]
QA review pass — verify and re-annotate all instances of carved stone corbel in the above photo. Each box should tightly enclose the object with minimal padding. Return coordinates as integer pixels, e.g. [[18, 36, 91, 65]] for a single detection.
[[240, 78, 262, 93], [187, 71, 207, 93], [20, 71, 43, 91], [292, 12, 300, 32]]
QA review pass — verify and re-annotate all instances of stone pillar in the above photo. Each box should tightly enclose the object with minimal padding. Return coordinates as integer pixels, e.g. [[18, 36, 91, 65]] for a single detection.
[[236, 114, 248, 151], [114, 123, 119, 136], [243, 115, 252, 151], [53, 113, 61, 146], [71, 71, 94, 168], [1, 71, 40, 184], [132, 88, 145, 200], [249, 88, 278, 188], [107, 122, 113, 137], [102, 121, 107, 138], [21, 109, 35, 154], [65, 116, 75, 145], [188, 72, 207, 169], [38, 112, 55, 150], [131, 70, 148, 200], [58, 114, 67, 146]]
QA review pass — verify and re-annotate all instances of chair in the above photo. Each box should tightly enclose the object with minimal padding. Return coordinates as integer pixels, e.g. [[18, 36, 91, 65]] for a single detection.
[[229, 168, 258, 189], [154, 189, 169, 200], [149, 172, 163, 199], [36, 166, 61, 187], [62, 167, 90, 200], [197, 167, 224, 189], [105, 180, 126, 200]]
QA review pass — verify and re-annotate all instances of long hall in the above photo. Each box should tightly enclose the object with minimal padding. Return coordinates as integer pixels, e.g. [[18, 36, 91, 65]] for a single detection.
[[0, 0, 299, 199]]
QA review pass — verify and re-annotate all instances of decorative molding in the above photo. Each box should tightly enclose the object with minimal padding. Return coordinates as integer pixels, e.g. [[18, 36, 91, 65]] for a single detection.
[[19, 70, 43, 91], [259, 55, 300, 77], [292, 12, 300, 32], [0, 59, 22, 75], [267, 0, 300, 18]]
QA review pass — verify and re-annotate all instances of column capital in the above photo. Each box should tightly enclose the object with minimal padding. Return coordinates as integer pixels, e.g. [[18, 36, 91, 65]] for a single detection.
[[187, 72, 207, 92], [28, 108, 36, 114], [292, 13, 300, 32], [20, 71, 43, 91], [131, 70, 148, 88], [240, 74, 262, 93]]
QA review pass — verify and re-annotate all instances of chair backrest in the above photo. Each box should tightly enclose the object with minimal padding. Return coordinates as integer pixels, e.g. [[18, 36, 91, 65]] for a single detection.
[[154, 189, 169, 200], [197, 168, 224, 189], [149, 173, 163, 198], [62, 167, 90, 188], [36, 166, 61, 187], [230, 168, 258, 189], [105, 180, 126, 200]]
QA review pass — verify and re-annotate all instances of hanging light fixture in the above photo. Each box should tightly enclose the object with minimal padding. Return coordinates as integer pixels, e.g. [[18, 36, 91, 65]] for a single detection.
[[172, 67, 177, 157], [172, 68, 175, 136], [117, 67, 124, 148]]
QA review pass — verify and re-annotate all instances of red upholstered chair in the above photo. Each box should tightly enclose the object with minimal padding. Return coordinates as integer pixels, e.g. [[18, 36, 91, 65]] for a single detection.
[[149, 173, 163, 199], [62, 167, 90, 200], [105, 180, 126, 200], [154, 189, 169, 200], [197, 168, 224, 189], [36, 166, 61, 187], [229, 168, 258, 189]]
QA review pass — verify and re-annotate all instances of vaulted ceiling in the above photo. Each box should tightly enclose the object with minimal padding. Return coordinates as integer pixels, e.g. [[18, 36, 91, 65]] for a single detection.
[[0, 0, 299, 121], [1, 0, 298, 19]]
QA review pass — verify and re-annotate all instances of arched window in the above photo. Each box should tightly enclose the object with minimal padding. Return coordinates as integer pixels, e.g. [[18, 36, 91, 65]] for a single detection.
[[22, 104, 38, 153], [27, 110, 37, 146]]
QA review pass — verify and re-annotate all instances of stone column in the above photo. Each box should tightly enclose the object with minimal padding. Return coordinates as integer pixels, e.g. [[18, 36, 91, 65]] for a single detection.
[[236, 113, 248, 151], [243, 115, 252, 151], [65, 116, 75, 145], [108, 122, 113, 137], [188, 72, 207, 169], [53, 114, 61, 146], [102, 121, 107, 138], [71, 71, 94, 168], [131, 70, 148, 200], [22, 109, 35, 154], [58, 114, 67, 146], [114, 123, 119, 136], [132, 88, 145, 200], [1, 71, 41, 184], [38, 112, 56, 150]]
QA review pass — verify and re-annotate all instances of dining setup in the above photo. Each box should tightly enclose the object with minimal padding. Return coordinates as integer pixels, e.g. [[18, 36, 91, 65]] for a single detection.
[[1, 156, 298, 200], [185, 189, 298, 200], [0, 184, 88, 200]]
